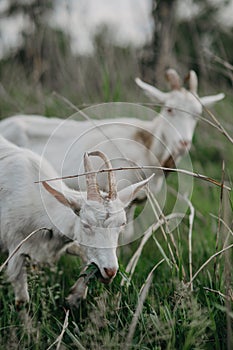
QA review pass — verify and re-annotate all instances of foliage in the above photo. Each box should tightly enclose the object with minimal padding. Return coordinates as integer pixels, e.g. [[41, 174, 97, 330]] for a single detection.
[[175, 0, 233, 87]]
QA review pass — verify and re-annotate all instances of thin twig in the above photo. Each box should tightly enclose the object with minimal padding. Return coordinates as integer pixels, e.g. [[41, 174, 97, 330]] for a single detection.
[[203, 287, 231, 301], [47, 310, 69, 350], [125, 260, 164, 348], [34, 165, 231, 191], [0, 227, 50, 272]]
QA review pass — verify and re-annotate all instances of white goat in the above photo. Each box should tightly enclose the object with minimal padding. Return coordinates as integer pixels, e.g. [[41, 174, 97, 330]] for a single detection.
[[0, 136, 152, 305], [0, 69, 224, 195]]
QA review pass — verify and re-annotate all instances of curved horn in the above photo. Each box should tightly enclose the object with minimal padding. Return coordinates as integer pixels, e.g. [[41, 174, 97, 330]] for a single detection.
[[84, 152, 102, 202], [165, 69, 181, 90], [186, 70, 198, 94], [88, 151, 117, 200]]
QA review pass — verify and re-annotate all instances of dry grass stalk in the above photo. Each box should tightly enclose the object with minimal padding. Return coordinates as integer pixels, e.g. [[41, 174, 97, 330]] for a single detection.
[[186, 197, 195, 291], [214, 161, 225, 282], [204, 50, 233, 72], [189, 91, 233, 145], [204, 106, 233, 145], [221, 188, 233, 349], [210, 214, 233, 242], [147, 191, 180, 274], [188, 243, 233, 288], [47, 310, 69, 350], [168, 187, 196, 282], [203, 287, 231, 301], [149, 186, 186, 277], [224, 251, 233, 350], [121, 213, 183, 287], [0, 227, 50, 273], [125, 261, 164, 348], [224, 247, 233, 350]]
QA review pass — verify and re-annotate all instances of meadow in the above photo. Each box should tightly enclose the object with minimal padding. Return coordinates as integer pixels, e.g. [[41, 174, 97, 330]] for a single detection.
[[0, 53, 232, 350]]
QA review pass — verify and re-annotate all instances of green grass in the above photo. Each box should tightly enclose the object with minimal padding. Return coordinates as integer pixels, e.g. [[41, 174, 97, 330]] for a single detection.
[[0, 63, 232, 349]]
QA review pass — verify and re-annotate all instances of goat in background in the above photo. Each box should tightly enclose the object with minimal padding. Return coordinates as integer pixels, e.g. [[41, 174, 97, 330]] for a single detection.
[[0, 69, 224, 192], [0, 69, 224, 239]]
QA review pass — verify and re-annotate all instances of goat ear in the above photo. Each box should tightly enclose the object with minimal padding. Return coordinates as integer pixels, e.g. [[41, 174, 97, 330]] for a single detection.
[[135, 78, 168, 103], [118, 174, 154, 207], [200, 93, 225, 107], [42, 181, 81, 214]]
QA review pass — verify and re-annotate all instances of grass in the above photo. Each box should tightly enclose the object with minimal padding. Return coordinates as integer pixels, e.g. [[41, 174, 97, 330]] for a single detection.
[[0, 60, 233, 349], [0, 177, 232, 349]]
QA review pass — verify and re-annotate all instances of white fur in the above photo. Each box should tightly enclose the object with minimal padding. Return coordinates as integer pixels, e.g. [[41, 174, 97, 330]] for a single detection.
[[0, 136, 152, 303]]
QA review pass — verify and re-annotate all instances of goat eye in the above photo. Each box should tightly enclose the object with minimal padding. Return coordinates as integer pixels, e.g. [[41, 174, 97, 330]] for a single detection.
[[83, 223, 91, 230], [74, 208, 80, 216], [167, 108, 173, 114]]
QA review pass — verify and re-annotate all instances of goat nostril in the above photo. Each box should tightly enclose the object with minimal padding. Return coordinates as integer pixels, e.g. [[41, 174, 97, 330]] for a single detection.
[[104, 267, 117, 279]]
